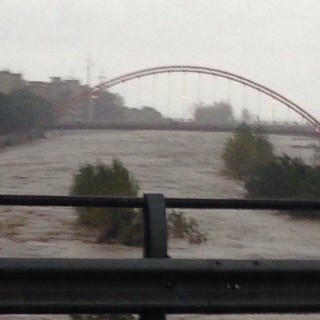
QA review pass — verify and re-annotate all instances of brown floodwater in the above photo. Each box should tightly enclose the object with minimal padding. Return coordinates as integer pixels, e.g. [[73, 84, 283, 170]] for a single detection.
[[0, 130, 319, 320]]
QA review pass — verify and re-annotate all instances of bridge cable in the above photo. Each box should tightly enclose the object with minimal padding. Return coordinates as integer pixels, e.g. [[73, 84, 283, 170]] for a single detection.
[[197, 72, 201, 105], [167, 72, 171, 115], [182, 71, 187, 116], [256, 90, 261, 123], [242, 84, 246, 113], [212, 75, 215, 105], [152, 73, 156, 110], [287, 105, 291, 124], [137, 76, 141, 108], [227, 78, 231, 104], [122, 80, 127, 107], [272, 99, 275, 123]]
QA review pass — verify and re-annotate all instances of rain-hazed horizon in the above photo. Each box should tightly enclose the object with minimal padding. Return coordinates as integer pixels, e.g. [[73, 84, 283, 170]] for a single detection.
[[1, 0, 320, 119]]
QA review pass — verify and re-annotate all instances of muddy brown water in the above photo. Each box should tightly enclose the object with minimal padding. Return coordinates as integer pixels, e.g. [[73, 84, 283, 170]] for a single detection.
[[0, 130, 319, 319]]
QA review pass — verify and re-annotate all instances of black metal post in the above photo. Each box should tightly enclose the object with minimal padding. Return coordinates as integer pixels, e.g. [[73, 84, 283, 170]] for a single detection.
[[141, 193, 168, 320], [143, 193, 168, 258]]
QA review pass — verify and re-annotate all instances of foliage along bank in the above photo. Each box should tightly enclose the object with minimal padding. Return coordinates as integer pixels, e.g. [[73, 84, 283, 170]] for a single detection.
[[0, 89, 55, 134], [222, 124, 275, 181], [222, 124, 320, 212]]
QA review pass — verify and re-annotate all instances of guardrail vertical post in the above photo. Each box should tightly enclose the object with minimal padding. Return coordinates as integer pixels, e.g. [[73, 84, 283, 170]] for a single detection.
[[140, 193, 168, 320], [142, 193, 168, 258]]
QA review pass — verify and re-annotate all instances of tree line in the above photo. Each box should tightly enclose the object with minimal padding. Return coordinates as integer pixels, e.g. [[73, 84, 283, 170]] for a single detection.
[[0, 88, 167, 134], [0, 89, 55, 134], [0, 88, 248, 130]]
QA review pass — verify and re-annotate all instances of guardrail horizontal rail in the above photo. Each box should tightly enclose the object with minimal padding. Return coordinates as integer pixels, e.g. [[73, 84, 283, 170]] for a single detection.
[[1, 258, 320, 314], [1, 194, 320, 316], [1, 194, 320, 210]]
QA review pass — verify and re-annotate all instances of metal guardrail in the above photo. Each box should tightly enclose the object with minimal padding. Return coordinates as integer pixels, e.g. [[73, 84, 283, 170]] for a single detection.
[[1, 194, 320, 318]]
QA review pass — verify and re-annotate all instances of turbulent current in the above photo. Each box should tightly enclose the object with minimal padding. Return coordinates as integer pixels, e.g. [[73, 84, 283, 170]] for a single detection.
[[0, 130, 320, 320]]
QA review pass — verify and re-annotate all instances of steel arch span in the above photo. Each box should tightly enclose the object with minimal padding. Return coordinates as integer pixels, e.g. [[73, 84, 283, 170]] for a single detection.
[[92, 65, 320, 129]]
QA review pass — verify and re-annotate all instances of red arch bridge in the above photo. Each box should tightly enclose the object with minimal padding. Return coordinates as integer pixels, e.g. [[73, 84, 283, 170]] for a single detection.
[[58, 65, 320, 131]]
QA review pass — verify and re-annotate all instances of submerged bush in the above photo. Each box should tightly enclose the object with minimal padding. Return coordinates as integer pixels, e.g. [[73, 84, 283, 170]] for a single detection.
[[244, 155, 320, 199], [70, 159, 206, 245], [168, 211, 207, 244], [222, 125, 320, 219], [70, 159, 142, 245], [222, 124, 274, 181], [243, 154, 320, 219]]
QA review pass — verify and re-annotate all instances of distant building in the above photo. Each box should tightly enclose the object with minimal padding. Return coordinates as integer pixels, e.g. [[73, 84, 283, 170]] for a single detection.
[[0, 69, 91, 122], [27, 81, 49, 98], [48, 78, 90, 122], [0, 70, 25, 94]]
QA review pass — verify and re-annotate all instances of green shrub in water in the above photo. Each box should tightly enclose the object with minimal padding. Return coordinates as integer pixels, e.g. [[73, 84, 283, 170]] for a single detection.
[[70, 159, 206, 245]]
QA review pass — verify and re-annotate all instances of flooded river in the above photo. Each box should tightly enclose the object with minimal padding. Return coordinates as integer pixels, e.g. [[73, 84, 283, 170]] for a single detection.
[[0, 130, 320, 319]]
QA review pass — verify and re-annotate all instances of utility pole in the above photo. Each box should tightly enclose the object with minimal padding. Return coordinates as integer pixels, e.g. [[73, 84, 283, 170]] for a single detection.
[[86, 53, 94, 122], [86, 53, 94, 87], [98, 69, 107, 84]]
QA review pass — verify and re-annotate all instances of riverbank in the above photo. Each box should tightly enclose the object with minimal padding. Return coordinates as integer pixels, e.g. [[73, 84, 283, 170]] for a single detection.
[[0, 130, 45, 149], [49, 121, 320, 137]]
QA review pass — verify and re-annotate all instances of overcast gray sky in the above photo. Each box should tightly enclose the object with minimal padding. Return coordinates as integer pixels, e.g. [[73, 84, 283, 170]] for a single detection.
[[1, 0, 320, 118]]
